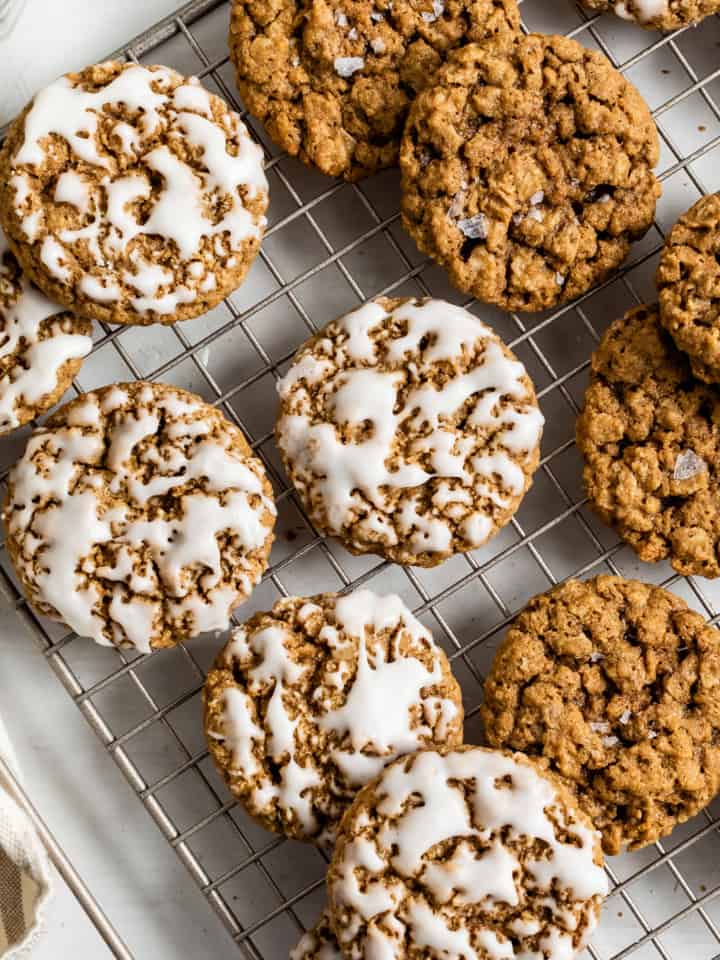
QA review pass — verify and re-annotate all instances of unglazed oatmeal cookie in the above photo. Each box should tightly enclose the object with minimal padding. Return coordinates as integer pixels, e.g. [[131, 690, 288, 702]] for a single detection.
[[581, 0, 719, 29], [657, 193, 720, 383], [276, 297, 544, 566], [482, 576, 720, 854], [327, 746, 608, 959], [291, 910, 342, 959], [230, 0, 520, 181], [0, 228, 91, 434], [400, 34, 660, 312], [204, 589, 463, 845], [577, 304, 720, 578], [0, 62, 268, 326], [3, 382, 276, 651]]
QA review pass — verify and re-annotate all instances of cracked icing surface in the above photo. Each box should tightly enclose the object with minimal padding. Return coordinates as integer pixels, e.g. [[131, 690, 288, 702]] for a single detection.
[[3, 382, 276, 651], [582, 0, 719, 29], [276, 297, 544, 566], [0, 62, 268, 326], [291, 909, 343, 959], [204, 589, 463, 844], [657, 193, 720, 384], [229, 0, 520, 180], [577, 304, 720, 578], [482, 576, 720, 855], [400, 34, 660, 312], [0, 228, 91, 434], [327, 746, 607, 960]]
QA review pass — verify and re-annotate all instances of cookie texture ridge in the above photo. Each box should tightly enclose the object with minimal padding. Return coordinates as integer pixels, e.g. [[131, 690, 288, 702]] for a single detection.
[[327, 746, 608, 959], [204, 588, 463, 845], [276, 297, 544, 566], [0, 228, 91, 434], [400, 34, 660, 312], [577, 303, 720, 577], [291, 909, 342, 960], [657, 193, 720, 383], [0, 62, 268, 326], [581, 0, 719, 29], [3, 382, 276, 651], [482, 576, 720, 855], [229, 0, 520, 181]]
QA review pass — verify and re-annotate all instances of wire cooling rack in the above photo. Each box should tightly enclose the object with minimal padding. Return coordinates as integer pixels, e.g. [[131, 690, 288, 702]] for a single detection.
[[2, 0, 720, 957]]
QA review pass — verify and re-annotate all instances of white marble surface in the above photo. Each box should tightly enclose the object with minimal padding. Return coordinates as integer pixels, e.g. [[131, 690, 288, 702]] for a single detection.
[[0, 5, 241, 957]]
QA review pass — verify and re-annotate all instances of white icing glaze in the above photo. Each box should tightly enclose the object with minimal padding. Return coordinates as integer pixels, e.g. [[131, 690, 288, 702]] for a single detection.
[[277, 299, 543, 555], [614, 0, 668, 20], [331, 748, 607, 959], [12, 65, 268, 317], [215, 589, 458, 840], [290, 911, 343, 960], [0, 233, 92, 430], [6, 388, 275, 649]]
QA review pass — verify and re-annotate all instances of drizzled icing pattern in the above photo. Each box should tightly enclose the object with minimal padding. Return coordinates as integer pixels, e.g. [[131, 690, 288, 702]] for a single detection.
[[290, 909, 343, 960], [4, 383, 275, 651], [0, 229, 91, 432], [204, 589, 462, 845], [277, 298, 544, 563], [4, 63, 268, 321], [328, 748, 608, 960]]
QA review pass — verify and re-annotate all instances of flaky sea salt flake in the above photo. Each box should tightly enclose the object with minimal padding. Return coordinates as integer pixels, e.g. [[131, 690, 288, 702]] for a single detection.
[[371, 37, 386, 53], [590, 720, 610, 733], [348, 26, 359, 39], [421, 0, 444, 21], [335, 10, 349, 24], [673, 448, 707, 481], [335, 56, 365, 77], [529, 190, 544, 205], [555, 273, 566, 286], [371, 10, 385, 18], [457, 213, 487, 240], [589, 651, 604, 663], [603, 735, 620, 747], [619, 709, 631, 725]]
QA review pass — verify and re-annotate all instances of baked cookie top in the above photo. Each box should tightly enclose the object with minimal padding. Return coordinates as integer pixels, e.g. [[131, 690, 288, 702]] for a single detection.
[[0, 229, 91, 434], [230, 0, 520, 181], [581, 0, 720, 30], [291, 910, 342, 960], [0, 62, 268, 326], [577, 304, 720, 578], [327, 746, 608, 960], [400, 34, 660, 312], [481, 576, 720, 855], [657, 193, 720, 384], [276, 297, 544, 566], [204, 589, 463, 845], [3, 382, 276, 651]]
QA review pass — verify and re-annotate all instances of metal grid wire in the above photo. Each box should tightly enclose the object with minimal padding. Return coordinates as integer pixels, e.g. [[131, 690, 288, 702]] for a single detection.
[[2, 0, 720, 956]]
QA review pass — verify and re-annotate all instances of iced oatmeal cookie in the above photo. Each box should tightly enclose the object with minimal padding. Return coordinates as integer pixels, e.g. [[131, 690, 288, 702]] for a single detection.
[[204, 588, 463, 845], [327, 746, 608, 959], [577, 304, 720, 578], [276, 297, 544, 566], [0, 228, 91, 434], [400, 34, 660, 312], [0, 62, 268, 326], [482, 576, 720, 854], [229, 0, 520, 180], [3, 382, 276, 651], [291, 910, 342, 959], [657, 193, 720, 383], [581, 0, 720, 30]]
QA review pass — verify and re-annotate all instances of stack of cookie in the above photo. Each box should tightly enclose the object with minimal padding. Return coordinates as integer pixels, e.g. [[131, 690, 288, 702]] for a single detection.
[[578, 195, 720, 579]]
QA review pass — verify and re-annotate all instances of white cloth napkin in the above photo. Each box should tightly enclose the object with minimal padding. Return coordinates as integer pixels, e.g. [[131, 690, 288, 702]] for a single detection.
[[0, 715, 51, 957]]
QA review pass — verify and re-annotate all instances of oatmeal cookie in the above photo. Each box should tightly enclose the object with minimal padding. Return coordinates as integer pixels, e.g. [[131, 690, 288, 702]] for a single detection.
[[204, 589, 463, 845], [230, 0, 520, 181], [657, 193, 720, 384], [482, 576, 720, 854], [0, 228, 91, 434], [400, 34, 660, 312], [581, 0, 719, 30], [0, 62, 268, 326], [327, 746, 608, 959], [276, 297, 544, 566], [3, 382, 276, 651], [577, 304, 720, 578], [291, 910, 342, 959]]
